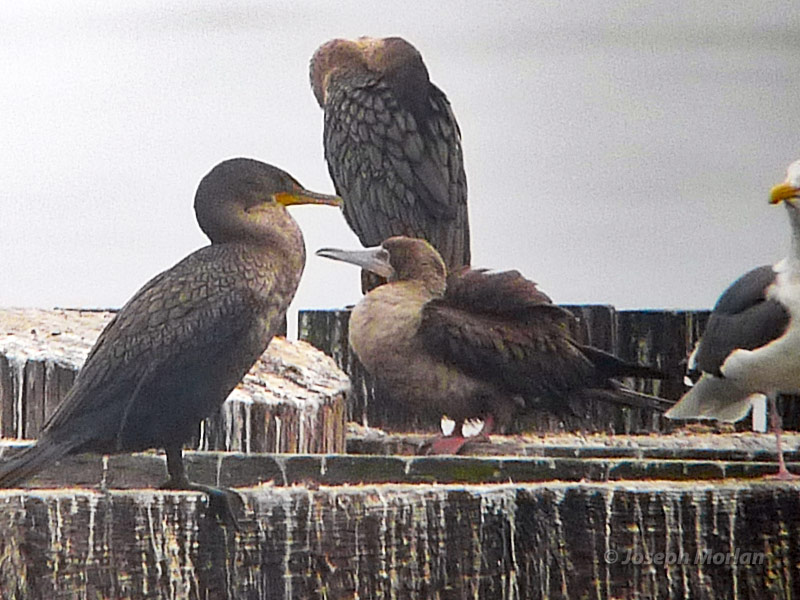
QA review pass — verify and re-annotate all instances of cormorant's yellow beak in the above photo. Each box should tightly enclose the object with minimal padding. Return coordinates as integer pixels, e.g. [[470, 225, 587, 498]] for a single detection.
[[770, 182, 800, 205], [274, 187, 341, 208]]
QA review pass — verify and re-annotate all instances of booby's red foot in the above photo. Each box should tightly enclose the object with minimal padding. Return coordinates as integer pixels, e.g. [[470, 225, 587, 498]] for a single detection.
[[474, 414, 495, 443], [422, 435, 471, 455]]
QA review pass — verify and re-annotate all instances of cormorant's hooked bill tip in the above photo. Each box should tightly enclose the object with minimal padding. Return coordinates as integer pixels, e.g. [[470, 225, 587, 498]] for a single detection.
[[315, 246, 395, 278], [274, 189, 342, 208]]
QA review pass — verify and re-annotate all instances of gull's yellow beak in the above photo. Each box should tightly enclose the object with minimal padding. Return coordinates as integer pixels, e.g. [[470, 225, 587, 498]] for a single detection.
[[770, 182, 800, 205]]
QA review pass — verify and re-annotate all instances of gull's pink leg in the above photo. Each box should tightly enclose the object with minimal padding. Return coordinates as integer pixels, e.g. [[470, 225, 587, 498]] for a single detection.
[[767, 395, 800, 481]]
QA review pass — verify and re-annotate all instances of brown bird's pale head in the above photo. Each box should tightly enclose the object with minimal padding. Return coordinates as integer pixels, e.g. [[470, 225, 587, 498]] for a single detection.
[[316, 235, 447, 295], [309, 38, 368, 107], [380, 236, 445, 284], [359, 36, 429, 88], [309, 36, 430, 109]]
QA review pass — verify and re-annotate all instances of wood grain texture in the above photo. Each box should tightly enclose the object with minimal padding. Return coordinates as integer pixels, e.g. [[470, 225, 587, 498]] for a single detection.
[[0, 482, 796, 599]]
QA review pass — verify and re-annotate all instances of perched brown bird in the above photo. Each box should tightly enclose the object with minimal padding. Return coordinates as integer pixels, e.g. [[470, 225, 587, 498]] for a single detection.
[[310, 36, 470, 290], [317, 236, 668, 454], [666, 158, 800, 479], [0, 158, 340, 521]]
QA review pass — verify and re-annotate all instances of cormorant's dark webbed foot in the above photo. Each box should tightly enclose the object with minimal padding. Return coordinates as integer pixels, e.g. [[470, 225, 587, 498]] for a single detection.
[[163, 446, 244, 529], [160, 477, 244, 529]]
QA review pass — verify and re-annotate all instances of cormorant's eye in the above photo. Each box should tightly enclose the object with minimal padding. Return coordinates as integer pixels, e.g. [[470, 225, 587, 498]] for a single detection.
[[242, 180, 270, 208]]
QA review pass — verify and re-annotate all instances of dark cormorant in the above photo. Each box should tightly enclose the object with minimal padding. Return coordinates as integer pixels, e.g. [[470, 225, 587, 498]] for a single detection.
[[0, 158, 341, 518], [310, 36, 470, 290], [317, 236, 668, 454], [666, 158, 800, 479]]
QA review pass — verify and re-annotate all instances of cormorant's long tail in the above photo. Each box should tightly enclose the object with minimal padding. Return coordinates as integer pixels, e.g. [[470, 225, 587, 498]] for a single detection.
[[0, 437, 75, 488]]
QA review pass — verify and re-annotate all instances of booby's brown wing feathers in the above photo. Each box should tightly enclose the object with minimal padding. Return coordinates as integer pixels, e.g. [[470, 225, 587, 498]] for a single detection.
[[322, 69, 469, 269], [577, 344, 666, 381], [43, 245, 274, 447], [421, 302, 596, 397], [443, 268, 568, 315], [421, 269, 595, 397]]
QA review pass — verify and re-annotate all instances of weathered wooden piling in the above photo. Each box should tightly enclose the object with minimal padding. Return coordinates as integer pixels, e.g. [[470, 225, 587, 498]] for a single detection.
[[0, 309, 349, 454], [0, 480, 797, 600], [3, 306, 800, 599]]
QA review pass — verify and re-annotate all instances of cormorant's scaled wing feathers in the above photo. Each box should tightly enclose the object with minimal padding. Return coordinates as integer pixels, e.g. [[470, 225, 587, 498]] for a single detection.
[[693, 265, 790, 376], [407, 85, 464, 220], [43, 245, 266, 436], [323, 75, 467, 263], [323, 73, 386, 245], [420, 269, 594, 397]]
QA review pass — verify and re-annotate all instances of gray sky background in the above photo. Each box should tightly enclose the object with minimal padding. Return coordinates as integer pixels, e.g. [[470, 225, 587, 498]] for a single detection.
[[2, 1, 799, 336]]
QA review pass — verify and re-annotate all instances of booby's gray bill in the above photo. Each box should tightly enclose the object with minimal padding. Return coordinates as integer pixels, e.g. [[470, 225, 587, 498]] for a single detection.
[[315, 245, 395, 279]]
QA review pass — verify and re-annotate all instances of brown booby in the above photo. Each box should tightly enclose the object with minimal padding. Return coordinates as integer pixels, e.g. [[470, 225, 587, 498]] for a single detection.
[[666, 158, 800, 479], [0, 158, 341, 520], [310, 36, 470, 290], [317, 236, 668, 453]]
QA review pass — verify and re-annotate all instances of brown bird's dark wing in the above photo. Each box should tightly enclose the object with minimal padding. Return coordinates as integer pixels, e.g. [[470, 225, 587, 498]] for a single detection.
[[42, 244, 274, 449], [442, 268, 559, 313], [323, 70, 470, 270], [420, 269, 597, 397], [576, 344, 667, 381]]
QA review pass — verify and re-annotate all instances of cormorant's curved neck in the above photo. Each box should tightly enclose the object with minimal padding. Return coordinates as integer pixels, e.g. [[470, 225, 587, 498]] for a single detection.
[[197, 201, 305, 268]]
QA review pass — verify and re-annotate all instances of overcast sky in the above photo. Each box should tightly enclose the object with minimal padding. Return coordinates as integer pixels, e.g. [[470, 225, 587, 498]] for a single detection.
[[2, 1, 799, 336]]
